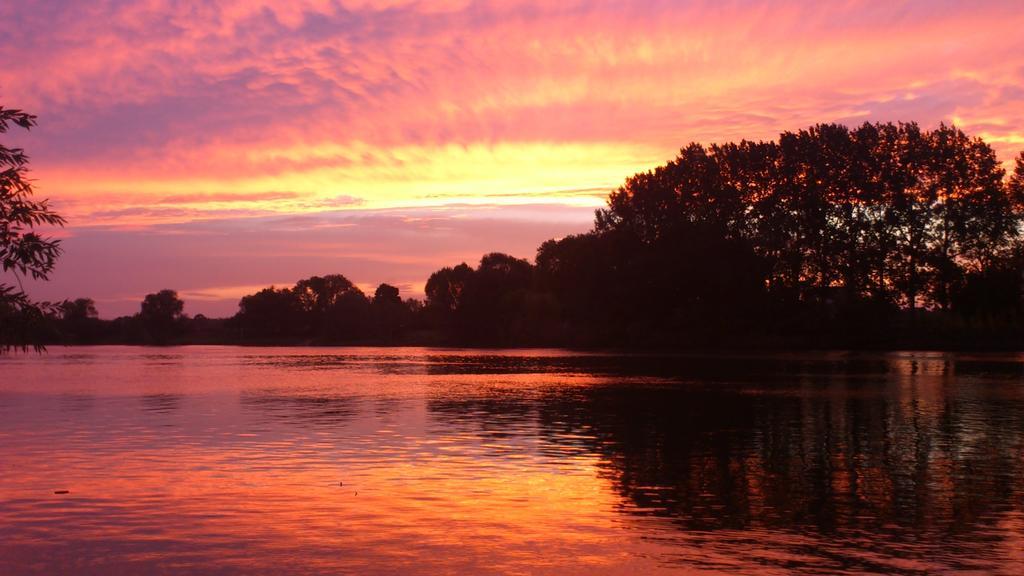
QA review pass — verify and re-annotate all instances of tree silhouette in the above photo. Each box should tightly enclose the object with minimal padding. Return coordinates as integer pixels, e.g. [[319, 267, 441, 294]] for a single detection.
[[36, 121, 1024, 350], [425, 264, 473, 314], [230, 274, 377, 343], [235, 286, 302, 342], [599, 122, 1020, 316], [1010, 151, 1024, 213], [371, 283, 410, 343], [292, 274, 369, 341], [373, 283, 401, 305], [57, 297, 102, 343], [61, 297, 98, 321], [424, 255, 549, 345], [461, 253, 535, 344], [140, 289, 185, 344], [293, 275, 359, 315], [0, 105, 65, 352]]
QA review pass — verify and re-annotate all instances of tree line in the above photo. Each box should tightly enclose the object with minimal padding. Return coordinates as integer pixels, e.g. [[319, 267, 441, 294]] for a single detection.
[[11, 121, 1024, 350]]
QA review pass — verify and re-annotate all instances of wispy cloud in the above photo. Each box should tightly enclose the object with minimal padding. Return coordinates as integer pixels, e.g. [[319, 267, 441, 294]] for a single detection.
[[157, 191, 301, 204]]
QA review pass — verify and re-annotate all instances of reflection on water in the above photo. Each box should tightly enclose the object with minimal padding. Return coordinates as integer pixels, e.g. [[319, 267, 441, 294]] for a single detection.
[[1, 347, 1023, 574]]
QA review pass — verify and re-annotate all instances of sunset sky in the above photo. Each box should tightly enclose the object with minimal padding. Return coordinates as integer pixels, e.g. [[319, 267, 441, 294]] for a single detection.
[[4, 0, 1024, 317]]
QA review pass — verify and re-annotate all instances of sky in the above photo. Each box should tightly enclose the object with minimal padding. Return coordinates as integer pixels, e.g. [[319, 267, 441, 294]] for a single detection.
[[3, 0, 1024, 317]]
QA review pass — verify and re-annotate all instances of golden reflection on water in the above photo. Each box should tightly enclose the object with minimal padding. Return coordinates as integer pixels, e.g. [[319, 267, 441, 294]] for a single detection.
[[1, 347, 1024, 574]]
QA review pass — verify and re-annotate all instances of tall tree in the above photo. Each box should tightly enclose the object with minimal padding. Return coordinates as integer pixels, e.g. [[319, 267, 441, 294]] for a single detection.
[[1009, 151, 1024, 217], [594, 121, 1022, 320], [1, 106, 65, 352]]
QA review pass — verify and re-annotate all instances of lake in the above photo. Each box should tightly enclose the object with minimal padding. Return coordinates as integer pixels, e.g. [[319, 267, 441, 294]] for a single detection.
[[1, 347, 1023, 574]]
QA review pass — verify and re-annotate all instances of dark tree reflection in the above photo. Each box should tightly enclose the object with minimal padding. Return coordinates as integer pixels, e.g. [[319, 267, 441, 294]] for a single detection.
[[139, 393, 183, 414], [427, 354, 1024, 540], [240, 390, 361, 427]]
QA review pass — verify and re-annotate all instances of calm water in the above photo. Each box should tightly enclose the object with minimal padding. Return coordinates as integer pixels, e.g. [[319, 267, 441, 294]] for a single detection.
[[2, 347, 1023, 574]]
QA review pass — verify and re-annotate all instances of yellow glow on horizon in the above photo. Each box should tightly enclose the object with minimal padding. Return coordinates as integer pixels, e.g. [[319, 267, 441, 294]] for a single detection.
[[37, 141, 654, 226]]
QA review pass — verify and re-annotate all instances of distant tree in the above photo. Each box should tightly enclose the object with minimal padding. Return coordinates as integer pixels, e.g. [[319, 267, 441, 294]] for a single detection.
[[293, 275, 360, 315], [425, 264, 474, 314], [537, 233, 619, 342], [423, 254, 545, 345], [424, 263, 474, 340], [234, 286, 302, 341], [139, 289, 186, 344], [324, 288, 370, 342], [371, 283, 409, 342], [58, 297, 101, 343], [61, 297, 97, 320], [1, 105, 65, 352], [373, 283, 402, 306], [233, 277, 418, 343], [461, 253, 535, 344], [290, 274, 369, 342]]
